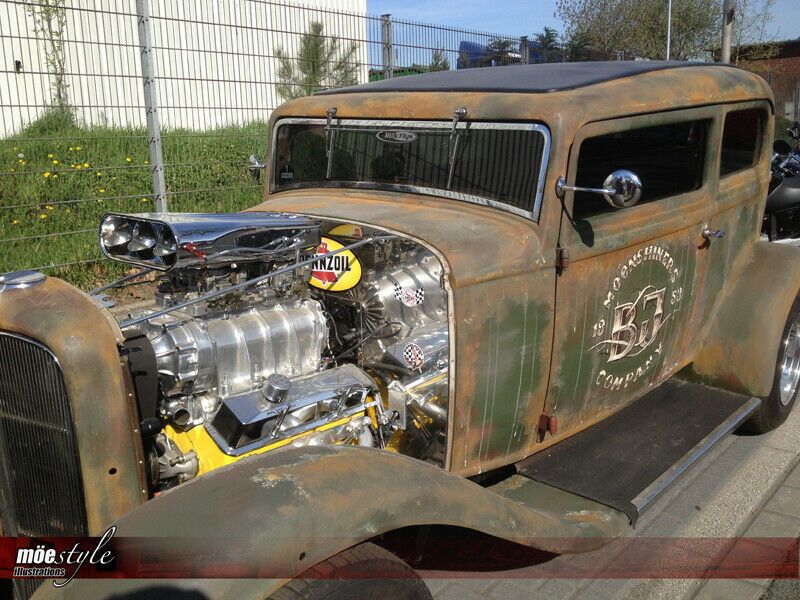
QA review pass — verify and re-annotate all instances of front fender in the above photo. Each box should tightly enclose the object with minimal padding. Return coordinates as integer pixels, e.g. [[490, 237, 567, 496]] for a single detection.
[[688, 241, 800, 396], [33, 444, 628, 600]]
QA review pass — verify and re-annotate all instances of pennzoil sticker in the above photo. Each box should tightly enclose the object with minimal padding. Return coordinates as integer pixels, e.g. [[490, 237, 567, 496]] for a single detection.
[[403, 343, 425, 370], [393, 283, 424, 307], [328, 223, 365, 239], [308, 237, 362, 292]]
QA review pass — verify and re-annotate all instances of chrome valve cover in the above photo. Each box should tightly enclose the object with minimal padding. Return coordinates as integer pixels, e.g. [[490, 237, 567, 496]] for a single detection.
[[142, 298, 327, 401]]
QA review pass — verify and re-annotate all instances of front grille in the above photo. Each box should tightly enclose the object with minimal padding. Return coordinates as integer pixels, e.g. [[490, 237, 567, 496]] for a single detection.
[[0, 332, 88, 597]]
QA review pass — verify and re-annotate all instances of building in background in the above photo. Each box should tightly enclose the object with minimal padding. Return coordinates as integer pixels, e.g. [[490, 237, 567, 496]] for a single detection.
[[739, 39, 800, 122], [1, 0, 368, 135]]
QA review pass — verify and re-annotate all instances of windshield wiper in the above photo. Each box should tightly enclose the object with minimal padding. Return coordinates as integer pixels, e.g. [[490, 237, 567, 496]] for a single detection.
[[446, 107, 467, 189], [325, 107, 337, 179]]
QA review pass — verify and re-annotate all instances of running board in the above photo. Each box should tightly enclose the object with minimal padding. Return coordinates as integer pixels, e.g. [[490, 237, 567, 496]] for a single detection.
[[516, 379, 761, 524]]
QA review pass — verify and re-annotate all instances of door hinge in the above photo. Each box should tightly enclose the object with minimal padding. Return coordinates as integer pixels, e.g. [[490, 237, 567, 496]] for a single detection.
[[556, 247, 569, 270], [537, 412, 558, 439]]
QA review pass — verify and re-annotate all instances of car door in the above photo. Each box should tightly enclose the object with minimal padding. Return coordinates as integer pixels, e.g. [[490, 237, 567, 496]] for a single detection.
[[543, 107, 721, 439]]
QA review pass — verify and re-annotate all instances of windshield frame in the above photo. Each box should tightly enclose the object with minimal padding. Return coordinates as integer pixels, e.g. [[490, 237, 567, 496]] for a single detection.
[[269, 117, 552, 221]]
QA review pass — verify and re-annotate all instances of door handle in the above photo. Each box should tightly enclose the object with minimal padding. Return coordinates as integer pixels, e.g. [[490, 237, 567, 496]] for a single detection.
[[701, 226, 725, 240]]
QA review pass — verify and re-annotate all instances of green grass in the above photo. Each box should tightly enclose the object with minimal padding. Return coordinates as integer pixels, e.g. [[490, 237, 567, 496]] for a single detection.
[[0, 107, 269, 287]]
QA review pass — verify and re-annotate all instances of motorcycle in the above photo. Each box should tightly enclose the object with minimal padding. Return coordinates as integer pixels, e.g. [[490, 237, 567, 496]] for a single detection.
[[764, 121, 800, 242]]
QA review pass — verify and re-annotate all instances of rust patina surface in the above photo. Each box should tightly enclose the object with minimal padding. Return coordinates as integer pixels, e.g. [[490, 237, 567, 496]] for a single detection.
[[10, 64, 800, 600], [253, 65, 782, 475], [32, 444, 629, 600], [0, 278, 147, 533]]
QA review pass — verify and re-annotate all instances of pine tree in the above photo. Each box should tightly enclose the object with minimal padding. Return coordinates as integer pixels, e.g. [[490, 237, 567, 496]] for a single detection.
[[429, 48, 450, 72], [275, 21, 359, 100]]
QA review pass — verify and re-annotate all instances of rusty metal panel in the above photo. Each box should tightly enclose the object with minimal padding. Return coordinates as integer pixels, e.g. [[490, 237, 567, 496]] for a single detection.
[[31, 445, 629, 600], [0, 277, 147, 534], [688, 241, 800, 396]]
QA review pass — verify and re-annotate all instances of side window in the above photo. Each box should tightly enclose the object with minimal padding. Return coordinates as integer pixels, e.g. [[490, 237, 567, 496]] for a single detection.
[[573, 120, 709, 221], [720, 108, 764, 177]]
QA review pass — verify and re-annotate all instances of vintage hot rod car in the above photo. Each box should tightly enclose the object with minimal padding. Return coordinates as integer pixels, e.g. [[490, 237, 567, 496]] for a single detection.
[[2, 61, 798, 599]]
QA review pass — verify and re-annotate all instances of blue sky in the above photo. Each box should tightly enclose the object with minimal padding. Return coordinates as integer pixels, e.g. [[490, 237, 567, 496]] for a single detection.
[[367, 0, 800, 42]]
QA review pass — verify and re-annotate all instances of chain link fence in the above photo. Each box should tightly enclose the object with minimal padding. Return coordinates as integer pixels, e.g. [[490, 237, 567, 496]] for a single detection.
[[0, 0, 620, 282]]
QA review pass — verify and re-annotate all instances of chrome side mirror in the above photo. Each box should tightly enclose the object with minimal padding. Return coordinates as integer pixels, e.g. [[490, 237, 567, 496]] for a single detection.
[[556, 169, 642, 210], [602, 170, 642, 208], [248, 154, 266, 181]]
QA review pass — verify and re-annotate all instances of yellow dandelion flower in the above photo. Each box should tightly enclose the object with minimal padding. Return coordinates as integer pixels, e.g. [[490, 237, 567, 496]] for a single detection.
[[65, 208, 71, 213], [12, 146, 18, 151], [12, 219, 19, 225], [75, 164, 81, 170], [75, 146, 82, 151], [52, 160, 58, 165], [141, 198, 149, 203], [83, 162, 89, 168], [47, 153, 54, 158], [99, 188, 105, 193], [43, 171, 51, 178], [52, 173, 58, 179], [46, 205, 54, 210], [20, 160, 26, 166], [96, 199, 103, 203], [96, 171, 102, 177], [9, 168, 14, 173], [111, 176, 117, 181], [68, 147, 74, 151], [126, 157, 132, 162], [39, 213, 48, 219]]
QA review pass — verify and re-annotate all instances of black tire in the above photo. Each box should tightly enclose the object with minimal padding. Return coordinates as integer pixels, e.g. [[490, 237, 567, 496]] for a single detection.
[[741, 293, 800, 434], [267, 542, 433, 600]]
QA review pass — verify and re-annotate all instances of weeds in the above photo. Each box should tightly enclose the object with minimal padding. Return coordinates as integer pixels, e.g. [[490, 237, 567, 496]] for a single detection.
[[0, 108, 269, 286]]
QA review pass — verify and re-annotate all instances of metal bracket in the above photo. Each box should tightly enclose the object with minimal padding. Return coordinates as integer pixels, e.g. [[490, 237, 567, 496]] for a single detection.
[[555, 176, 614, 199], [450, 107, 467, 140]]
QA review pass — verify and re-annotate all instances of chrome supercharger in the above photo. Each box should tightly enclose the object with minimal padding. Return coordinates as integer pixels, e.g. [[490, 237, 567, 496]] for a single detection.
[[98, 212, 451, 491]]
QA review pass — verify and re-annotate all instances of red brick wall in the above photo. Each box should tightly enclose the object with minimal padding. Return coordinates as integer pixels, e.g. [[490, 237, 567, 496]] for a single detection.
[[745, 45, 800, 121]]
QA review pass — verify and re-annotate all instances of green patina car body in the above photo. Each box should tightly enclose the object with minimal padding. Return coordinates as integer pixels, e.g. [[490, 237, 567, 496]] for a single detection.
[[2, 61, 797, 599]]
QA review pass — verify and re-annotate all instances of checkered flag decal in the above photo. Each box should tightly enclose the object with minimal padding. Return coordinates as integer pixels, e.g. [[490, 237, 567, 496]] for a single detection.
[[393, 283, 424, 307], [403, 343, 424, 370]]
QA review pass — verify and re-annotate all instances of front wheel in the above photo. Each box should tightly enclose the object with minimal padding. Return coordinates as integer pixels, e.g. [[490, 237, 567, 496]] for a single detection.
[[741, 294, 800, 434], [267, 542, 432, 600]]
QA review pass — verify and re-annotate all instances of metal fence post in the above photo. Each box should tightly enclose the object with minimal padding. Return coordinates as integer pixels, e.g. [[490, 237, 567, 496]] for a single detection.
[[135, 0, 168, 212], [381, 14, 394, 79], [520, 36, 530, 64]]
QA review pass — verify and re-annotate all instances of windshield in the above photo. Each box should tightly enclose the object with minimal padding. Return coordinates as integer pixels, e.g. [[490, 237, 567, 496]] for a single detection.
[[271, 119, 550, 219]]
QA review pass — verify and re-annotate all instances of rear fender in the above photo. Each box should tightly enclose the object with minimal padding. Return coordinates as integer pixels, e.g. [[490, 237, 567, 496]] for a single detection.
[[688, 241, 800, 396]]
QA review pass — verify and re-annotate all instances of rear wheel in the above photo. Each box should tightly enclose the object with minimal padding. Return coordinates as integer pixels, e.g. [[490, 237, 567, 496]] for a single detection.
[[742, 294, 800, 434], [267, 542, 432, 600]]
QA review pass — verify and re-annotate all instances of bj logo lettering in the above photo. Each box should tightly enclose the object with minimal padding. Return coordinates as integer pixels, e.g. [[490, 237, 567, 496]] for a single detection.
[[607, 285, 666, 362], [588, 244, 684, 391]]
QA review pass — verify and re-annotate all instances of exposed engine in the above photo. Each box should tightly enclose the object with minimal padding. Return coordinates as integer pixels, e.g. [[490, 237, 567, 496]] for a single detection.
[[98, 212, 449, 491]]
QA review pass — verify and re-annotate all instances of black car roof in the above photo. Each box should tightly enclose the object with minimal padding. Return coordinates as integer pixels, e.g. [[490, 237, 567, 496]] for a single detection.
[[317, 61, 735, 95]]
